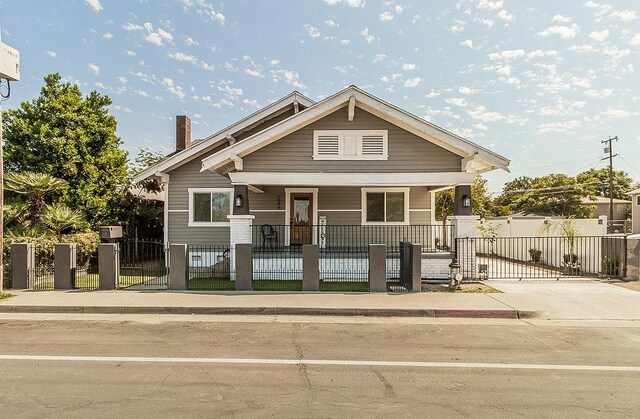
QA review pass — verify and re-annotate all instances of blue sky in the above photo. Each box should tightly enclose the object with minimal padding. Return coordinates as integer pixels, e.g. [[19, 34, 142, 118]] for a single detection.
[[1, 0, 639, 194]]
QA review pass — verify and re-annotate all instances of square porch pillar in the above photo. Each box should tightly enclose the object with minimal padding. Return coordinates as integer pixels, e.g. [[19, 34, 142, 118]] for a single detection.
[[228, 214, 255, 280], [449, 215, 479, 280]]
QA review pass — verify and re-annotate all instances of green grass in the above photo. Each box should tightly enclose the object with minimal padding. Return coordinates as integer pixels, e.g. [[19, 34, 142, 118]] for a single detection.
[[118, 267, 167, 288], [187, 277, 370, 292], [0, 292, 14, 300], [188, 277, 235, 291]]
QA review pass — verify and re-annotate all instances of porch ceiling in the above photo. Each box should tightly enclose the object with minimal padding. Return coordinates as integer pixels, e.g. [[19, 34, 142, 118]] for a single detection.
[[228, 171, 475, 186]]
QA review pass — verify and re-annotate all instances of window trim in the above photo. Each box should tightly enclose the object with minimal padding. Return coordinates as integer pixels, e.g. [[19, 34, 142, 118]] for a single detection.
[[188, 188, 233, 227], [636, 196, 640, 206], [313, 130, 388, 160], [361, 187, 410, 225]]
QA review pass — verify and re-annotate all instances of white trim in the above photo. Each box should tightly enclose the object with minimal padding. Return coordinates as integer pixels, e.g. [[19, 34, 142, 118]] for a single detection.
[[409, 208, 431, 212], [188, 187, 234, 227], [250, 209, 286, 213], [228, 171, 476, 186], [318, 209, 362, 212], [168, 209, 189, 213], [312, 129, 388, 160], [361, 187, 410, 225], [430, 190, 436, 225], [285, 188, 318, 246], [200, 86, 509, 174], [133, 91, 315, 183], [347, 94, 356, 121], [162, 174, 170, 247]]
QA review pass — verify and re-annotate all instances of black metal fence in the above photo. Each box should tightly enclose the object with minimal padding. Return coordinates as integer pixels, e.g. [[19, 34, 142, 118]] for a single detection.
[[119, 239, 168, 289], [187, 245, 233, 291], [457, 235, 627, 280], [251, 224, 454, 253], [74, 249, 99, 290], [32, 244, 54, 290]]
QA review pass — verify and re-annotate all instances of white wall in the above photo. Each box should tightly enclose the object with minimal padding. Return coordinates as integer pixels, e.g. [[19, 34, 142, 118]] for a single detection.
[[479, 216, 607, 238]]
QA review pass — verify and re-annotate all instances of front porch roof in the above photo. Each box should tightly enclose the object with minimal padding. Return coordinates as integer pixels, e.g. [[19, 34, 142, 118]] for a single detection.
[[201, 86, 510, 175], [229, 171, 475, 187]]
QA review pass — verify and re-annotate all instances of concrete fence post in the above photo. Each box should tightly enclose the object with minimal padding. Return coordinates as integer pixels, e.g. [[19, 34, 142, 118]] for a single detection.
[[411, 243, 422, 292], [98, 243, 119, 290], [11, 243, 34, 289], [625, 237, 640, 280], [169, 244, 188, 290], [54, 243, 77, 290], [368, 244, 387, 292], [235, 243, 253, 291], [303, 244, 319, 291]]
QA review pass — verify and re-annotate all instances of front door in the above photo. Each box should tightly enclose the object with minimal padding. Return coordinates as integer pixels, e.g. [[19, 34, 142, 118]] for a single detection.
[[290, 193, 313, 245]]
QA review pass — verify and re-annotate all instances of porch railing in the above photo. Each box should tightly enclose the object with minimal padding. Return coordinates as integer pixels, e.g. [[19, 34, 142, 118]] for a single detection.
[[251, 224, 454, 253]]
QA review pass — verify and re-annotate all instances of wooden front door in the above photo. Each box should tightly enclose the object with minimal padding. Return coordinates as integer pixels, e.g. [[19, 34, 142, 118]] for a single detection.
[[290, 193, 313, 245]]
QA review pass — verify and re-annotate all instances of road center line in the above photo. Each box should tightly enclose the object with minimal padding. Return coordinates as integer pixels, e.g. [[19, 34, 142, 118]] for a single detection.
[[0, 354, 639, 372]]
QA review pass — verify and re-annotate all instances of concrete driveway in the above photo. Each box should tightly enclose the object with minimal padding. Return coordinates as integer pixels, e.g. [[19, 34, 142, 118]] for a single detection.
[[487, 280, 640, 321]]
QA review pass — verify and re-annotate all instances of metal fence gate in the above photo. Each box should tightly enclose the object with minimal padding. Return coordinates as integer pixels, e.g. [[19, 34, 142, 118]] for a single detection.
[[119, 239, 168, 289], [457, 236, 627, 280]]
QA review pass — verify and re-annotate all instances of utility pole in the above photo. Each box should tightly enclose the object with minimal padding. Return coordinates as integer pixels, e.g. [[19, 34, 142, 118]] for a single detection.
[[601, 135, 619, 231], [0, 28, 21, 292]]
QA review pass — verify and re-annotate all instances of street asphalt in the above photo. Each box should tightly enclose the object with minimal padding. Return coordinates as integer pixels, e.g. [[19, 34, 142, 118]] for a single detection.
[[0, 315, 639, 418]]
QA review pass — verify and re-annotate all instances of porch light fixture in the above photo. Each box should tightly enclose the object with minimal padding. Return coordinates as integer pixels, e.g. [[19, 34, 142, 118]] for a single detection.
[[461, 195, 471, 208], [235, 194, 243, 208]]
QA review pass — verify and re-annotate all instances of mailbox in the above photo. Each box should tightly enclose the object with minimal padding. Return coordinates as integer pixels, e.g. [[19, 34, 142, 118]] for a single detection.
[[100, 226, 123, 240]]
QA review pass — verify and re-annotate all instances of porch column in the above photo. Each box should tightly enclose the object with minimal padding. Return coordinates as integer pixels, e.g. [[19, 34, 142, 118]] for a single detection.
[[449, 215, 479, 280], [233, 185, 250, 216], [453, 185, 473, 216], [228, 214, 255, 280]]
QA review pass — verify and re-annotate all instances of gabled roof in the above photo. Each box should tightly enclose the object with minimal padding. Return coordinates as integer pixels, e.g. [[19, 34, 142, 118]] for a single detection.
[[628, 188, 640, 195], [580, 196, 631, 205], [200, 85, 510, 174], [132, 91, 315, 183]]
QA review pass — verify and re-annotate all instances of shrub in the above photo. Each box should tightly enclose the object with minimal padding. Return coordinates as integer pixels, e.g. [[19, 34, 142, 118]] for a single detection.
[[529, 248, 542, 263], [601, 256, 619, 276]]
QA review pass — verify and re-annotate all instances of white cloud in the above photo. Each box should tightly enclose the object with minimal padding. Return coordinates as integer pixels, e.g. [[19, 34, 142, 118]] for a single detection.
[[602, 46, 630, 59], [526, 49, 558, 59], [270, 68, 306, 89], [323, 0, 365, 7], [584, 88, 613, 98], [599, 107, 630, 119], [242, 98, 260, 109], [373, 54, 386, 63], [117, 76, 127, 84], [402, 63, 416, 70], [458, 86, 478, 94], [552, 15, 572, 23], [379, 12, 394, 21], [245, 67, 263, 77], [630, 34, 640, 46], [450, 19, 466, 33], [161, 77, 185, 100], [181, 0, 225, 25], [589, 29, 609, 42], [538, 120, 581, 133], [496, 10, 514, 22], [122, 22, 143, 31], [88, 63, 100, 75], [488, 49, 525, 61], [270, 59, 280, 66], [184, 36, 199, 46], [568, 44, 595, 53], [477, 0, 503, 10], [134, 89, 149, 98], [395, 5, 403, 14], [46, 50, 57, 58], [145, 26, 173, 46], [425, 90, 440, 98], [102, 32, 113, 40], [610, 10, 638, 22], [361, 27, 376, 43], [304, 24, 321, 38], [126, 50, 137, 56], [461, 39, 473, 48], [446, 97, 468, 107], [167, 51, 197, 63], [334, 65, 354, 74], [325, 19, 338, 27], [404, 77, 422, 88], [537, 24, 579, 39], [85, 0, 102, 12]]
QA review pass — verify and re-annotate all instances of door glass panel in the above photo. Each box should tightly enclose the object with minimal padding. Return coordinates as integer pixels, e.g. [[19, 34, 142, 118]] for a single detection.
[[386, 192, 405, 222], [366, 193, 385, 222], [293, 197, 310, 225]]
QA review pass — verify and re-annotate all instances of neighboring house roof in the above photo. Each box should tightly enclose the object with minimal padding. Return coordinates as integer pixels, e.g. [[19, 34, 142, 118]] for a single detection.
[[132, 91, 315, 183], [628, 188, 640, 195], [200, 85, 510, 175], [580, 196, 631, 205]]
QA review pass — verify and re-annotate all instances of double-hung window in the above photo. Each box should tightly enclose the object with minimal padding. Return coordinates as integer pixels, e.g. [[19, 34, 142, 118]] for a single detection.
[[188, 188, 232, 226], [313, 130, 388, 160], [361, 188, 409, 225]]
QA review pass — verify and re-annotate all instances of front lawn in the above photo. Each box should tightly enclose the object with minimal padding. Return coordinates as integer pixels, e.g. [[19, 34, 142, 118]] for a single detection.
[[187, 277, 371, 292]]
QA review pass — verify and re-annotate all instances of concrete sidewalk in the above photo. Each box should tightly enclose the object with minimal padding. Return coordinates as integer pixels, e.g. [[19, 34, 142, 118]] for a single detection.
[[1, 280, 639, 320], [0, 289, 524, 319]]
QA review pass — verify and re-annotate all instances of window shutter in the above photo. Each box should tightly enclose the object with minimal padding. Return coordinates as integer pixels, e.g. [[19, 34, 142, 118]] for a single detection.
[[316, 135, 340, 156], [361, 134, 385, 156]]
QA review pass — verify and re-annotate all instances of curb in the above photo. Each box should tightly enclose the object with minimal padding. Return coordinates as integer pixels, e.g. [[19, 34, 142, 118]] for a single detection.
[[0, 305, 526, 319]]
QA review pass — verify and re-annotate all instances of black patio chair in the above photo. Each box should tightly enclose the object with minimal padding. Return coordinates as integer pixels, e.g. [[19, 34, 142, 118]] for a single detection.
[[261, 224, 278, 248]]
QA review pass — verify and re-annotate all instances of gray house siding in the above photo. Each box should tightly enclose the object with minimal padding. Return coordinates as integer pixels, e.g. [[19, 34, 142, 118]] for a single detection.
[[242, 106, 462, 173]]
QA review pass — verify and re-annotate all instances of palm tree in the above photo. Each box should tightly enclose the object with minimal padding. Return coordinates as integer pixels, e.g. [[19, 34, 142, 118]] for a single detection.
[[41, 203, 87, 236], [4, 172, 69, 223]]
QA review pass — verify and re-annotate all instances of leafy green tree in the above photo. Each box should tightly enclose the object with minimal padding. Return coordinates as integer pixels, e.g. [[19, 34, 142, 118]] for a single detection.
[[41, 203, 88, 236], [4, 172, 69, 223], [3, 73, 129, 226], [576, 168, 634, 200], [493, 174, 595, 218]]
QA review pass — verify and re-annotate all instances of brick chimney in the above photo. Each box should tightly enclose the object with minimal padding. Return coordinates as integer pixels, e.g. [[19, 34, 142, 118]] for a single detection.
[[175, 115, 191, 151]]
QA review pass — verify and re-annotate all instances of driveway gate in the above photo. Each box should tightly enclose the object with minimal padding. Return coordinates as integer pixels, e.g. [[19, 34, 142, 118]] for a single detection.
[[119, 239, 168, 289], [457, 236, 627, 280]]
